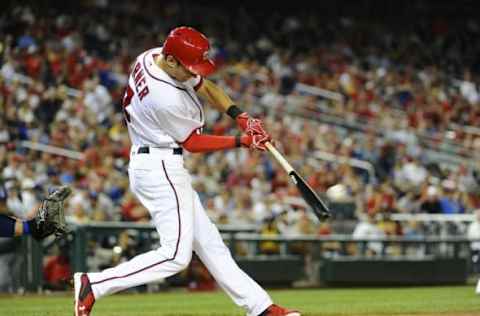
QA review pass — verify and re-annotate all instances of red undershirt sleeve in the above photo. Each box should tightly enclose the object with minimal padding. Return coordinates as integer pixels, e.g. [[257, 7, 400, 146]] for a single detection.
[[181, 132, 238, 153]]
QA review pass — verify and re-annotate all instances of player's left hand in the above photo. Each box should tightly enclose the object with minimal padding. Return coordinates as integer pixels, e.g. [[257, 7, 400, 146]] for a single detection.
[[236, 112, 268, 136], [31, 186, 72, 240]]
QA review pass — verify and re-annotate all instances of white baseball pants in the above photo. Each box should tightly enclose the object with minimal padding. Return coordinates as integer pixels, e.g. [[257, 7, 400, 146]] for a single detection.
[[86, 147, 272, 316]]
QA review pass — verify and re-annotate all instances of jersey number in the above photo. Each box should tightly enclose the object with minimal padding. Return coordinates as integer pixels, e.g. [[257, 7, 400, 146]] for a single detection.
[[122, 84, 134, 123]]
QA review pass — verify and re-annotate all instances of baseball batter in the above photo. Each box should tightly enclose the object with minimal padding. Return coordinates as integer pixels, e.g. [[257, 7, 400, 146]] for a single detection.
[[74, 27, 300, 316]]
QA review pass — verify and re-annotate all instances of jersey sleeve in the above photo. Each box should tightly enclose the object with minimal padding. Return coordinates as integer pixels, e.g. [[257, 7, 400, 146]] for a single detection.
[[149, 105, 203, 142]]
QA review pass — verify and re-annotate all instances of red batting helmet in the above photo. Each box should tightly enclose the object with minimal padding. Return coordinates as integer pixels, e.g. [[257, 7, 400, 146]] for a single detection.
[[163, 26, 216, 77]]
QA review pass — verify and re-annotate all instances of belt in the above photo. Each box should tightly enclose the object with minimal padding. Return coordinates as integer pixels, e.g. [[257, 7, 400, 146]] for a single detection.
[[137, 146, 183, 155]]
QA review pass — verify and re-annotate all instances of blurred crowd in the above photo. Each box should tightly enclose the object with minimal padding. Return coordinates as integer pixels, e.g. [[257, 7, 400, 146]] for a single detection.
[[1, 1, 480, 249]]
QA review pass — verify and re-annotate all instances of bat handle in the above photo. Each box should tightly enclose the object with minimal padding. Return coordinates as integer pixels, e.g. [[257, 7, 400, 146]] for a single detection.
[[265, 142, 294, 174]]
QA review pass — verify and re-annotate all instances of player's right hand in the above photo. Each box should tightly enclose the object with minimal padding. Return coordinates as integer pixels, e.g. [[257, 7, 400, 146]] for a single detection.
[[240, 132, 271, 151], [236, 112, 268, 136]]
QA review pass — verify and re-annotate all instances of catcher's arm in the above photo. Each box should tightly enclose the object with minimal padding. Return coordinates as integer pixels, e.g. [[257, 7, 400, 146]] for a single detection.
[[30, 186, 72, 240]]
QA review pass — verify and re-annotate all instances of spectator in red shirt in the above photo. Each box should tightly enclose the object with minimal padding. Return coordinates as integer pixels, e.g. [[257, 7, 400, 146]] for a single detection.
[[43, 244, 71, 291]]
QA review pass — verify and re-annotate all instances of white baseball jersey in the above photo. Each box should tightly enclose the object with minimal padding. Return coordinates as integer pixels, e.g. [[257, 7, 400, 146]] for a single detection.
[[86, 47, 273, 316], [123, 47, 204, 147]]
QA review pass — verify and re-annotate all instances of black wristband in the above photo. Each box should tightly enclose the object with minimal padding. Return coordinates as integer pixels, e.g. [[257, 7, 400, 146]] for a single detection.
[[226, 105, 244, 119], [235, 135, 242, 147]]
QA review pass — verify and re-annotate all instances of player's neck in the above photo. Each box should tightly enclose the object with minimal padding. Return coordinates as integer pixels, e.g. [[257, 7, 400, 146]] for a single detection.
[[156, 55, 179, 81]]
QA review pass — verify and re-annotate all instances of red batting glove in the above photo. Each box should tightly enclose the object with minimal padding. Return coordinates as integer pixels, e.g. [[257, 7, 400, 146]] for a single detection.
[[236, 112, 268, 136], [240, 133, 272, 151]]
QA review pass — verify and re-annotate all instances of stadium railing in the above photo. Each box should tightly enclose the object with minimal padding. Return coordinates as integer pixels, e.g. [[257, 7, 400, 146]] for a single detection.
[[15, 221, 480, 291]]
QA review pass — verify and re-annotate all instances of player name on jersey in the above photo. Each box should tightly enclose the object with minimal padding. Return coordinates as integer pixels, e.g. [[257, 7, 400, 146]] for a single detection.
[[132, 62, 150, 101]]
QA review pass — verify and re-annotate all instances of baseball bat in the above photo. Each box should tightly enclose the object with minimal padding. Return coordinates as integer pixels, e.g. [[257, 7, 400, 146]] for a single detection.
[[265, 142, 331, 221]]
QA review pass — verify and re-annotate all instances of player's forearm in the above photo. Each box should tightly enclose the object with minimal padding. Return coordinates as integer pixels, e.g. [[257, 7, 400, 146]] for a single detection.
[[196, 79, 269, 136], [14, 219, 23, 236], [196, 79, 234, 112], [182, 133, 240, 153], [181, 132, 261, 153]]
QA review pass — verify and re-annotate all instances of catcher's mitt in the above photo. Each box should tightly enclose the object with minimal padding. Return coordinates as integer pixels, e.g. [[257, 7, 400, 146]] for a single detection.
[[31, 186, 72, 240]]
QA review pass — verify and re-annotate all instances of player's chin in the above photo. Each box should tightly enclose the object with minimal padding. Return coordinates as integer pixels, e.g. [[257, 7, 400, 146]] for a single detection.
[[174, 71, 193, 82], [185, 74, 196, 81], [177, 75, 192, 82]]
